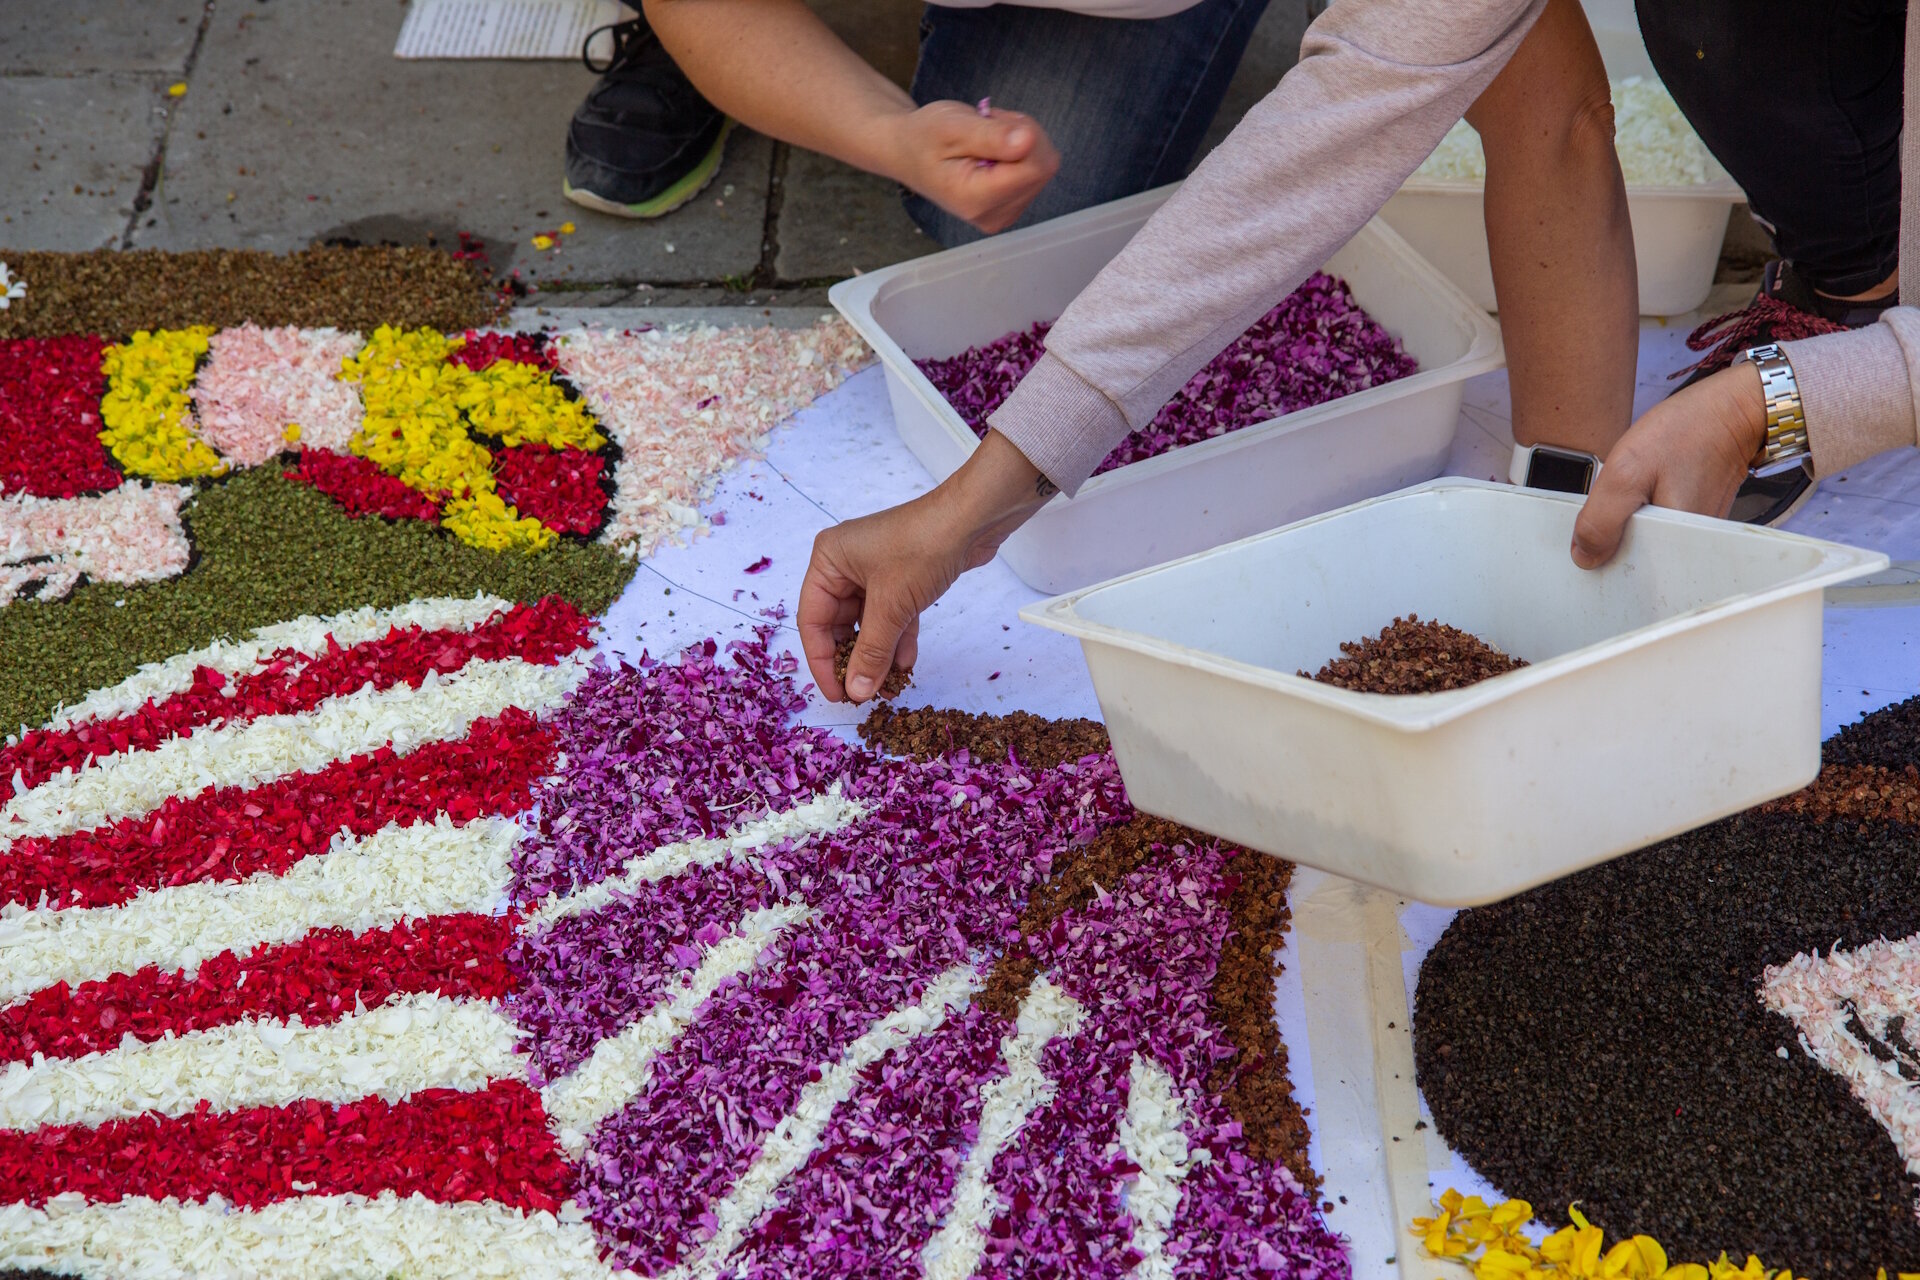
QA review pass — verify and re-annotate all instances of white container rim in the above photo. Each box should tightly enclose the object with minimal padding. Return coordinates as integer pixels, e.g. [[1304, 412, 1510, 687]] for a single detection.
[[829, 187, 1504, 503], [1023, 478, 1888, 732]]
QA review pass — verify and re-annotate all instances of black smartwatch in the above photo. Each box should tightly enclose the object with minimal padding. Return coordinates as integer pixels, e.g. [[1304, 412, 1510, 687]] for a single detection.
[[1510, 443, 1602, 495]]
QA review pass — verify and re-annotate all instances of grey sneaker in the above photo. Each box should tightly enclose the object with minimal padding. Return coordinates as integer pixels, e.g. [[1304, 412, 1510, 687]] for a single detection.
[[563, 17, 731, 219]]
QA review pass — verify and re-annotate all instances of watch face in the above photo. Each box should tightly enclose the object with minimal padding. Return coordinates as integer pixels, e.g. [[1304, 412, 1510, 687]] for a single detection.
[[1525, 447, 1597, 495]]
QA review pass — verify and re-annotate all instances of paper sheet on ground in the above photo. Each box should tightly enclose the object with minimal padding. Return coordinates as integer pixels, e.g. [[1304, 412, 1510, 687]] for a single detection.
[[394, 0, 631, 59]]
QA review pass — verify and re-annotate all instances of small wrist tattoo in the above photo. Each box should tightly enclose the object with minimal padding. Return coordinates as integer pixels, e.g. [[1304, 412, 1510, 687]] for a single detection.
[[1034, 475, 1059, 499]]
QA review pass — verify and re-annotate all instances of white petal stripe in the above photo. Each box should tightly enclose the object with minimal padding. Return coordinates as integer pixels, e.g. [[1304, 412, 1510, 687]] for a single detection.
[[670, 963, 982, 1280], [42, 594, 514, 733], [1116, 1054, 1198, 1280], [0, 1191, 636, 1280], [920, 976, 1086, 1280], [0, 814, 517, 1007], [0, 992, 524, 1131], [2, 653, 587, 846], [542, 903, 812, 1155], [521, 786, 865, 930]]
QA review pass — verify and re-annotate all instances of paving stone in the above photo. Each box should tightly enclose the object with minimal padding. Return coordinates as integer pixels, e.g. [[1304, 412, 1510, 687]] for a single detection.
[[1716, 202, 1772, 283], [0, 0, 205, 75], [774, 150, 933, 281], [134, 0, 771, 285], [0, 73, 166, 251]]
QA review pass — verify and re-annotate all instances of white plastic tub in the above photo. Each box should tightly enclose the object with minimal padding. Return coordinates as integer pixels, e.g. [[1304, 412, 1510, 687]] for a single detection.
[[1379, 0, 1744, 317], [1023, 479, 1886, 906], [829, 186, 1503, 594]]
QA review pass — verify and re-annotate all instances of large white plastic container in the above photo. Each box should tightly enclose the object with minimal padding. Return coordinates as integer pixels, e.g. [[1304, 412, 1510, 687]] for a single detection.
[[1379, 0, 1744, 317], [1023, 479, 1886, 906], [829, 186, 1503, 594]]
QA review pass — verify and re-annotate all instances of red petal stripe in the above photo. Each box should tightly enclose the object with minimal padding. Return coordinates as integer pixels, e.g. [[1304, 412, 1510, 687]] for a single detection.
[[0, 913, 517, 1065], [0, 708, 554, 912], [0, 595, 590, 793], [0, 1079, 570, 1212]]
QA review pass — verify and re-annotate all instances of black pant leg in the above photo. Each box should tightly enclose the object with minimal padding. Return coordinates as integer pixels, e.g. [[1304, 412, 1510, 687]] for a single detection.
[[1635, 0, 1905, 294]]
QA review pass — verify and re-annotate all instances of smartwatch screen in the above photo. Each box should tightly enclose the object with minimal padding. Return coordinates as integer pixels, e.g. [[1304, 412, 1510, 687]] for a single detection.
[[1525, 447, 1597, 495]]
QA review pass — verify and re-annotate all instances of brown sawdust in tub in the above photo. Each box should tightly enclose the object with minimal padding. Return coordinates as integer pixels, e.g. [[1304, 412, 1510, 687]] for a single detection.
[[1305, 613, 1525, 694], [862, 706, 1317, 1192], [833, 633, 912, 699]]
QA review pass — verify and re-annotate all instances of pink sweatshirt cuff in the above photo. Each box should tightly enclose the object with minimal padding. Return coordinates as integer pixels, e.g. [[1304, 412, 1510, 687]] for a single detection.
[[1780, 317, 1919, 479], [984, 352, 1130, 498]]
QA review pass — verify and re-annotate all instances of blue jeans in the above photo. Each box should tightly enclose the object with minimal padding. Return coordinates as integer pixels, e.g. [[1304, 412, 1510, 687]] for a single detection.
[[904, 0, 1275, 246]]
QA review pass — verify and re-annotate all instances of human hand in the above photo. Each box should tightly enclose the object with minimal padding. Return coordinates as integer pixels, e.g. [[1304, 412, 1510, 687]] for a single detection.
[[799, 431, 1057, 701], [885, 101, 1061, 235], [1570, 364, 1769, 568]]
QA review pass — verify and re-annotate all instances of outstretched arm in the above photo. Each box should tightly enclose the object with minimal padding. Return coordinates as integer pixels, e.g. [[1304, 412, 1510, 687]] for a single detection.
[[642, 0, 1059, 233], [1470, 0, 1638, 458]]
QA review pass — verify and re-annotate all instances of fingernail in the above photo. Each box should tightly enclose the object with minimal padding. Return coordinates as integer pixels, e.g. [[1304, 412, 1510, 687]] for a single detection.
[[848, 674, 875, 700], [1006, 127, 1029, 146]]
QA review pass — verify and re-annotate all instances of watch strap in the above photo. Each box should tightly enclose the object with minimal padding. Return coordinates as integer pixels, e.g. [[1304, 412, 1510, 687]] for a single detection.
[[1743, 343, 1810, 469]]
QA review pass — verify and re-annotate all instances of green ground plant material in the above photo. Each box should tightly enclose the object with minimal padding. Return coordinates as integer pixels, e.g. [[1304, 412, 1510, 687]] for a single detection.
[[0, 247, 501, 339], [0, 469, 634, 735]]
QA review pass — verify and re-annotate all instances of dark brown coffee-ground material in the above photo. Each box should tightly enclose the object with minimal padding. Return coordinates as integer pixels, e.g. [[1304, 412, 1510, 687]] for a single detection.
[[833, 633, 912, 699], [1305, 614, 1526, 694], [866, 707, 1317, 1192], [859, 704, 1109, 771], [1413, 695, 1920, 1273], [0, 247, 500, 340]]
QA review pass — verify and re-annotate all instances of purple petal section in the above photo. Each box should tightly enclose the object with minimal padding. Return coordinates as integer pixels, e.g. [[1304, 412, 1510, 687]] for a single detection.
[[510, 858, 778, 1083], [577, 754, 1126, 1275], [721, 1006, 1012, 1280], [512, 634, 852, 900], [991, 840, 1348, 1280]]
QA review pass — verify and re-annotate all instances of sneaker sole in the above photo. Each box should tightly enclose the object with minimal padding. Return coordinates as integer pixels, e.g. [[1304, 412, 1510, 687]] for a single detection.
[[564, 119, 733, 220]]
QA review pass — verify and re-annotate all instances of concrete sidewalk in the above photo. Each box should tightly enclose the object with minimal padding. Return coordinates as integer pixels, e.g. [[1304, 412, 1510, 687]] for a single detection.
[[0, 0, 1318, 309]]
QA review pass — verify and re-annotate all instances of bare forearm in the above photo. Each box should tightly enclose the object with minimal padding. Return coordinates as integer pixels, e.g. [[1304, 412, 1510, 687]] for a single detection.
[[1470, 0, 1637, 457], [642, 0, 912, 179]]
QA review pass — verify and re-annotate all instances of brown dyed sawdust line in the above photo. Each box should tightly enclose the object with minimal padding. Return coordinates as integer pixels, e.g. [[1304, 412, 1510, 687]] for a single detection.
[[858, 703, 1108, 773], [861, 705, 1317, 1193], [0, 246, 501, 339]]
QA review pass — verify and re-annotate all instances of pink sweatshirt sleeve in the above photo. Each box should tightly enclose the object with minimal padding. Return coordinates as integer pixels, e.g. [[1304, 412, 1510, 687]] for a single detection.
[[985, 0, 1547, 495], [1780, 308, 1920, 479]]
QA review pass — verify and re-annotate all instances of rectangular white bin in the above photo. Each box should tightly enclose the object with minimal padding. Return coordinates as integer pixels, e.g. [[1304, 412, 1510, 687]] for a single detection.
[[1379, 0, 1745, 317], [829, 185, 1503, 595], [1023, 479, 1886, 906]]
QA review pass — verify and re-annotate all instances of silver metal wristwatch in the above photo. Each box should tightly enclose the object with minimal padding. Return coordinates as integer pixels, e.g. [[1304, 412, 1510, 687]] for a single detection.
[[1740, 343, 1810, 474]]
